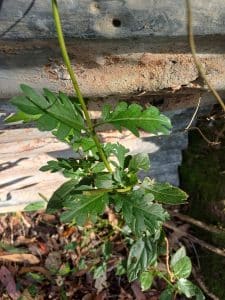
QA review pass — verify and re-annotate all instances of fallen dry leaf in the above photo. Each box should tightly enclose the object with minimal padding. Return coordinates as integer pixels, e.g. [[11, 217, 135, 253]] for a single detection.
[[118, 288, 133, 300], [19, 266, 52, 280], [82, 293, 95, 300], [94, 272, 107, 293], [45, 251, 62, 273], [21, 288, 45, 300], [37, 241, 49, 255], [20, 289, 34, 300], [62, 226, 76, 238], [131, 281, 146, 300], [107, 207, 118, 227], [0, 266, 21, 300], [41, 213, 56, 223], [15, 235, 36, 246], [95, 290, 107, 300], [0, 253, 40, 264]]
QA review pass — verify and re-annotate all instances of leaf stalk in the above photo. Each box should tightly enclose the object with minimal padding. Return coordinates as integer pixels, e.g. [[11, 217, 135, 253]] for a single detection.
[[51, 0, 112, 173]]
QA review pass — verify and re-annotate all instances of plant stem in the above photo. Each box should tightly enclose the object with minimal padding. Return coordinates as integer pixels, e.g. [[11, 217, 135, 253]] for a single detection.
[[83, 186, 132, 195], [164, 237, 175, 282], [158, 272, 174, 288], [51, 0, 112, 173], [186, 0, 225, 112]]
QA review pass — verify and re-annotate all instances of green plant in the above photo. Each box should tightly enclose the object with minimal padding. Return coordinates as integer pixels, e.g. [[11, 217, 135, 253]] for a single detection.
[[5, 0, 205, 298]]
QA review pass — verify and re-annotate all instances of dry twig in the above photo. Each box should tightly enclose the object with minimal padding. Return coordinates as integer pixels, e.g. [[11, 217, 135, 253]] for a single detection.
[[164, 222, 225, 257], [170, 211, 225, 235], [185, 97, 202, 130], [186, 126, 220, 145], [192, 267, 219, 300], [186, 0, 225, 112], [164, 237, 175, 282]]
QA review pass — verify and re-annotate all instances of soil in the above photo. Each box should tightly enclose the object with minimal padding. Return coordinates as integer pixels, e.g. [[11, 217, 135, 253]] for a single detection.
[[0, 210, 193, 300]]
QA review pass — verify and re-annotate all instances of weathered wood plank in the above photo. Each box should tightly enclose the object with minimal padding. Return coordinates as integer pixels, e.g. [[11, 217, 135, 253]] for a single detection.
[[1, 1, 225, 99], [1, 39, 225, 99], [1, 0, 225, 39]]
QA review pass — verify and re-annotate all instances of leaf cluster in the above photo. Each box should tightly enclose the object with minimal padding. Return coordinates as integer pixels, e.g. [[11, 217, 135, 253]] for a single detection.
[[7, 85, 203, 299]]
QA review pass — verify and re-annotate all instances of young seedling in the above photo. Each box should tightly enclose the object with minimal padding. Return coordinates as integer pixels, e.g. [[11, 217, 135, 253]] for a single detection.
[[6, 1, 205, 298]]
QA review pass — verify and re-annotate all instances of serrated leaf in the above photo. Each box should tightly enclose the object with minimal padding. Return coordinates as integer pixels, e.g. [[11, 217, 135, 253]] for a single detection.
[[41, 157, 99, 181], [99, 102, 172, 137], [140, 271, 154, 291], [46, 180, 78, 213], [172, 256, 192, 279], [127, 237, 157, 281], [95, 173, 113, 189], [91, 162, 106, 173], [143, 179, 188, 205], [24, 201, 46, 212], [60, 193, 108, 224], [73, 137, 98, 157], [119, 190, 169, 235], [101, 103, 111, 120], [10, 85, 85, 140], [170, 246, 186, 268], [177, 279, 205, 299], [5, 111, 40, 123], [104, 143, 129, 169], [128, 153, 150, 172], [40, 160, 63, 172]]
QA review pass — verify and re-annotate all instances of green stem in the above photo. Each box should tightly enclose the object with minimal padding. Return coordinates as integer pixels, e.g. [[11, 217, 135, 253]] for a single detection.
[[83, 186, 132, 195], [51, 0, 112, 173], [158, 272, 174, 288]]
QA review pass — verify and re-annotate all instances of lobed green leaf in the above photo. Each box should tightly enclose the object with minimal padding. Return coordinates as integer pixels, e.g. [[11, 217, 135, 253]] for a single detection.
[[9, 85, 85, 140], [128, 153, 150, 172], [104, 143, 129, 169], [46, 179, 79, 213], [60, 192, 108, 224], [116, 189, 169, 236], [143, 178, 188, 205], [99, 102, 172, 137], [24, 201, 46, 212]]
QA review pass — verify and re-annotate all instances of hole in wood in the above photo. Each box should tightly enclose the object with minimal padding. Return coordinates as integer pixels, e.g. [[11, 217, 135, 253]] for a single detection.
[[112, 18, 121, 27]]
